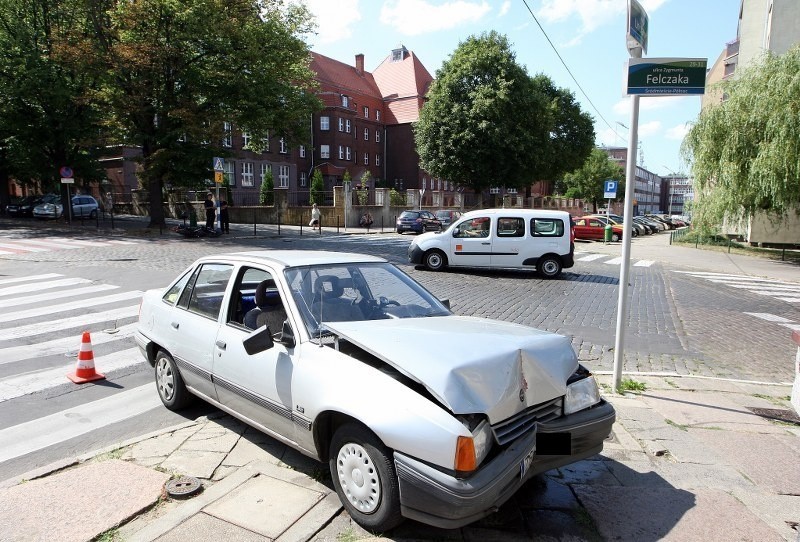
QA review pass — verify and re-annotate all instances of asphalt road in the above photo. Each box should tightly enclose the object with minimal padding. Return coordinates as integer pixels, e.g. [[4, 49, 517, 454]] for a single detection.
[[0, 219, 798, 483]]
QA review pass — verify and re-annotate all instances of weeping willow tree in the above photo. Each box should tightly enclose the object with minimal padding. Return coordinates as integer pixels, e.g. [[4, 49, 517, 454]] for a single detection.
[[682, 45, 800, 229]]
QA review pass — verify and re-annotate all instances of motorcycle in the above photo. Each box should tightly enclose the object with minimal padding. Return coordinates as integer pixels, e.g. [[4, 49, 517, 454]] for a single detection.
[[172, 224, 221, 238]]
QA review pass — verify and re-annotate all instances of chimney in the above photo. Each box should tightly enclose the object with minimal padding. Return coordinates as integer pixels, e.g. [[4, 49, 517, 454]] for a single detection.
[[355, 53, 364, 74]]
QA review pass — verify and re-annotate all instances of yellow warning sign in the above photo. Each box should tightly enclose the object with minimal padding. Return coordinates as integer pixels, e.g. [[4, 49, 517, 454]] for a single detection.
[[214, 172, 224, 184]]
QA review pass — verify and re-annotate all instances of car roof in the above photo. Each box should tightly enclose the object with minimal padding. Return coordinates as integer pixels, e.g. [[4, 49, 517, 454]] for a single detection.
[[461, 208, 570, 218], [195, 250, 387, 270]]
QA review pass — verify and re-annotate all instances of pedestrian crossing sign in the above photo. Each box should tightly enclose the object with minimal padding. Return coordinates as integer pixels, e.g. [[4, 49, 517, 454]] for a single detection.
[[213, 157, 224, 172]]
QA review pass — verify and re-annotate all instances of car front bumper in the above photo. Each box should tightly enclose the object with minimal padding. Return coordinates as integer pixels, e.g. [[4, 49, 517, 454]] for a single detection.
[[394, 399, 615, 529], [408, 244, 424, 264]]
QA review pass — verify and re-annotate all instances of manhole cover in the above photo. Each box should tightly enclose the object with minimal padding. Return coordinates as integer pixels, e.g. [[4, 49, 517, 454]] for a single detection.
[[747, 407, 800, 425], [165, 476, 202, 498]]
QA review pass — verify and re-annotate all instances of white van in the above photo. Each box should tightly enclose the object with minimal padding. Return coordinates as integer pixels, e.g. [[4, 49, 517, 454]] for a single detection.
[[408, 209, 575, 278]]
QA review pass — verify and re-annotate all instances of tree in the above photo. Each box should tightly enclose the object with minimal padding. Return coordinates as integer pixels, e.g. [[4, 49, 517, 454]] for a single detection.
[[69, 0, 321, 227], [556, 148, 624, 213], [682, 45, 800, 227], [259, 169, 274, 205], [0, 0, 107, 207], [414, 31, 594, 193], [309, 169, 324, 205]]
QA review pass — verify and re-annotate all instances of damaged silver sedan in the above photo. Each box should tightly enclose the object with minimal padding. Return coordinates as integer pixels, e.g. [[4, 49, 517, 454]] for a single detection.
[[135, 250, 615, 531]]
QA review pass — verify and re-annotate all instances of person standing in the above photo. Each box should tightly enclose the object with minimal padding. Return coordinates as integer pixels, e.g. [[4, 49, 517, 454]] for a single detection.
[[220, 200, 230, 233], [204, 193, 216, 229], [310, 203, 321, 230]]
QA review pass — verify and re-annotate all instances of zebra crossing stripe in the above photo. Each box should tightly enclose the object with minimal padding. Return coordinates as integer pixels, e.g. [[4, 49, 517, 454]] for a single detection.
[[8, 239, 82, 250], [0, 323, 137, 365], [744, 312, 793, 323], [0, 273, 63, 286], [0, 305, 139, 342], [0, 242, 49, 252], [0, 347, 144, 403], [0, 383, 159, 463], [577, 254, 606, 262], [604, 257, 623, 265], [0, 277, 92, 297], [0, 291, 143, 324], [2, 284, 119, 308]]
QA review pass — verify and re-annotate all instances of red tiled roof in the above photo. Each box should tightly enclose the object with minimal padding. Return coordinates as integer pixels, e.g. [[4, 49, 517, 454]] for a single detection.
[[373, 50, 434, 124], [310, 53, 383, 101]]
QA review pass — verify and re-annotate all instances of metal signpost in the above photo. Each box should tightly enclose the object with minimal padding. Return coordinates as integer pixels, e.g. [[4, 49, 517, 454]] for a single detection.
[[213, 157, 224, 231], [59, 166, 74, 223]]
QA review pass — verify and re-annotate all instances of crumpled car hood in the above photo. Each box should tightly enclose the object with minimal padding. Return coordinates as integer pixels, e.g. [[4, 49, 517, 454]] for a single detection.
[[324, 316, 577, 423]]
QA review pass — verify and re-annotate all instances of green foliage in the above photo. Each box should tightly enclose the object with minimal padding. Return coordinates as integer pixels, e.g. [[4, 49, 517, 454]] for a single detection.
[[389, 188, 406, 206], [683, 45, 800, 228], [260, 169, 274, 205], [556, 148, 624, 211], [414, 31, 594, 193], [309, 169, 324, 205], [618, 378, 646, 392]]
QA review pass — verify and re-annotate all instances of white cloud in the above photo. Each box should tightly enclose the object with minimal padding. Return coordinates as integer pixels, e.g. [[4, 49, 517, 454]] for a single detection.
[[498, 0, 511, 17], [665, 123, 690, 141], [638, 120, 662, 137], [380, 0, 491, 36], [304, 0, 362, 45]]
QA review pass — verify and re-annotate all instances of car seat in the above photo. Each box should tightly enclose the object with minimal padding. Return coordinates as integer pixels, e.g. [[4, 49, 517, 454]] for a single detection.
[[310, 275, 363, 322], [244, 279, 287, 333]]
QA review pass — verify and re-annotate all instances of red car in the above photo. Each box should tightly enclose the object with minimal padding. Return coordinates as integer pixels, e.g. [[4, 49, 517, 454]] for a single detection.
[[572, 216, 624, 242]]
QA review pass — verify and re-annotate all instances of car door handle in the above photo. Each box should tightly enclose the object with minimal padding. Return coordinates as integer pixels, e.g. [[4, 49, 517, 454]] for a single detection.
[[481, 242, 490, 245], [216, 340, 226, 350], [171, 322, 179, 329]]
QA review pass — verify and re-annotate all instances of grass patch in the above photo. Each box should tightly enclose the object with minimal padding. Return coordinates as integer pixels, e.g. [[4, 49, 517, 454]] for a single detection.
[[95, 447, 125, 461], [618, 378, 647, 393], [94, 527, 119, 542], [665, 379, 679, 388], [673, 232, 800, 263], [665, 419, 688, 432]]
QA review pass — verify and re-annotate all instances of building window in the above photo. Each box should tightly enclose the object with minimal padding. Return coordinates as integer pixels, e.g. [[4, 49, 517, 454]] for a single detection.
[[260, 163, 271, 184], [342, 95, 349, 108], [242, 131, 251, 149], [262, 131, 270, 151], [224, 161, 235, 186], [363, 106, 369, 118], [338, 145, 344, 160], [279, 138, 287, 154], [320, 145, 330, 159], [300, 171, 307, 187], [375, 154, 381, 166], [363, 152, 369, 165], [320, 116, 330, 131], [506, 187, 517, 194], [222, 121, 232, 148], [364, 128, 369, 141], [278, 165, 289, 188], [376, 110, 381, 121], [346, 147, 351, 161], [489, 187, 501, 194], [422, 178, 426, 190], [345, 119, 351, 133], [299, 145, 306, 158], [242, 162, 254, 187], [375, 130, 380, 143], [338, 118, 344, 132]]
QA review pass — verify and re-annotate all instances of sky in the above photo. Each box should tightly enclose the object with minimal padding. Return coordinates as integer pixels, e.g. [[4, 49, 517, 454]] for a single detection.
[[301, 0, 742, 177]]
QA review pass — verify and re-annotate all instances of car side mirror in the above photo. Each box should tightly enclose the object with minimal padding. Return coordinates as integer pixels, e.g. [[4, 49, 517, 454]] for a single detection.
[[243, 325, 274, 355]]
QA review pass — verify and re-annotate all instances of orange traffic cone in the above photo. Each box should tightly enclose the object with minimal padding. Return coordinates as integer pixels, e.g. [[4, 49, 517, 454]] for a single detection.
[[67, 331, 106, 384]]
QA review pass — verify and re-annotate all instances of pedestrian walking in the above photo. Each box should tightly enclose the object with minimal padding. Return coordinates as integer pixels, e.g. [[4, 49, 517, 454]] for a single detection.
[[309, 203, 321, 230], [204, 193, 216, 230], [220, 200, 230, 233]]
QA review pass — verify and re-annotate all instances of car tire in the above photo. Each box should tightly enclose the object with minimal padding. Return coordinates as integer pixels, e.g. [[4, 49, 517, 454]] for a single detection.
[[329, 423, 403, 532], [155, 350, 192, 411], [89, 209, 97, 219], [611, 232, 620, 242], [537, 256, 562, 279], [423, 249, 447, 271]]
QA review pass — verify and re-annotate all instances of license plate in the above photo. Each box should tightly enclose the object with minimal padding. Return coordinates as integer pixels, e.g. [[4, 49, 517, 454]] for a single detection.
[[519, 449, 535, 478]]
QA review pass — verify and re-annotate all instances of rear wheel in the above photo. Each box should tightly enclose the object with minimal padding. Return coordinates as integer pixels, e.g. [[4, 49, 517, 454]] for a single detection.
[[155, 350, 192, 410], [424, 249, 447, 271], [537, 256, 562, 279], [329, 423, 403, 532], [611, 232, 620, 242]]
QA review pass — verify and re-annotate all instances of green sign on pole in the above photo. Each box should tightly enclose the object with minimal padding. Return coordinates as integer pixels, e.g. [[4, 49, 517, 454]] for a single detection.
[[627, 57, 707, 96]]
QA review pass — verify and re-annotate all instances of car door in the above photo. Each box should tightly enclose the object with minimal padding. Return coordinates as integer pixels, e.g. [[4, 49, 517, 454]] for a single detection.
[[212, 265, 298, 443], [491, 216, 525, 268], [448, 216, 493, 267], [166, 262, 234, 402]]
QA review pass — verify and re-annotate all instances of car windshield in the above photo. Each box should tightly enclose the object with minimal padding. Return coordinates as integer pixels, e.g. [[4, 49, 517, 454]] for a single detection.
[[285, 262, 450, 337], [435, 211, 449, 219]]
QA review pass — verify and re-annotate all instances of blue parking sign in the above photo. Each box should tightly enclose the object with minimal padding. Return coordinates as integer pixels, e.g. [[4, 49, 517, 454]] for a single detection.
[[604, 180, 618, 199]]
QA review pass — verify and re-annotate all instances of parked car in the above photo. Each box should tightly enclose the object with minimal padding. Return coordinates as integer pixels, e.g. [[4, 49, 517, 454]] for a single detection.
[[409, 209, 575, 278], [396, 210, 441, 234], [632, 216, 656, 234], [573, 216, 624, 242], [434, 209, 462, 227], [32, 194, 99, 219], [586, 214, 641, 237], [135, 250, 614, 532], [5, 195, 45, 217]]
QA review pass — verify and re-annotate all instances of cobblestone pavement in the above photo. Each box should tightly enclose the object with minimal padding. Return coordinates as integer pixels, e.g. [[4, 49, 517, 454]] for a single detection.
[[1, 216, 798, 383]]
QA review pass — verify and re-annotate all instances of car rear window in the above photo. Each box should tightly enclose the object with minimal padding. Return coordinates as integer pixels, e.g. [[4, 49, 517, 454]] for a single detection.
[[531, 218, 565, 237], [400, 211, 419, 219]]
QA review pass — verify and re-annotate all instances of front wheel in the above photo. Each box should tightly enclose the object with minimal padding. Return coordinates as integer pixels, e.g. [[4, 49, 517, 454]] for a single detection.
[[155, 350, 192, 410], [537, 256, 562, 279], [423, 249, 447, 271], [330, 423, 403, 532], [611, 232, 620, 242]]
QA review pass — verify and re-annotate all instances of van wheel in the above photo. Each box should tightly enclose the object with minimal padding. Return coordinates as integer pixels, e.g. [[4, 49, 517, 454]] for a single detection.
[[424, 250, 447, 271], [537, 256, 562, 279]]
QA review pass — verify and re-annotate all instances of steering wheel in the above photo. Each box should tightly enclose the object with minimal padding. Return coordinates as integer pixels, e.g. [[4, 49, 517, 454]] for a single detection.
[[379, 296, 400, 307]]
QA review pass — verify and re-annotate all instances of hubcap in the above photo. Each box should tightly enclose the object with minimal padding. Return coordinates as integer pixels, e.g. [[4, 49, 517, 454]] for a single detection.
[[337, 443, 380, 513], [156, 357, 175, 401], [427, 253, 441, 268], [543, 261, 558, 274]]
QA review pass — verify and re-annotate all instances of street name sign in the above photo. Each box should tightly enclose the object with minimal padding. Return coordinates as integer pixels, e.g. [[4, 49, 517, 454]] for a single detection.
[[627, 57, 707, 96]]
